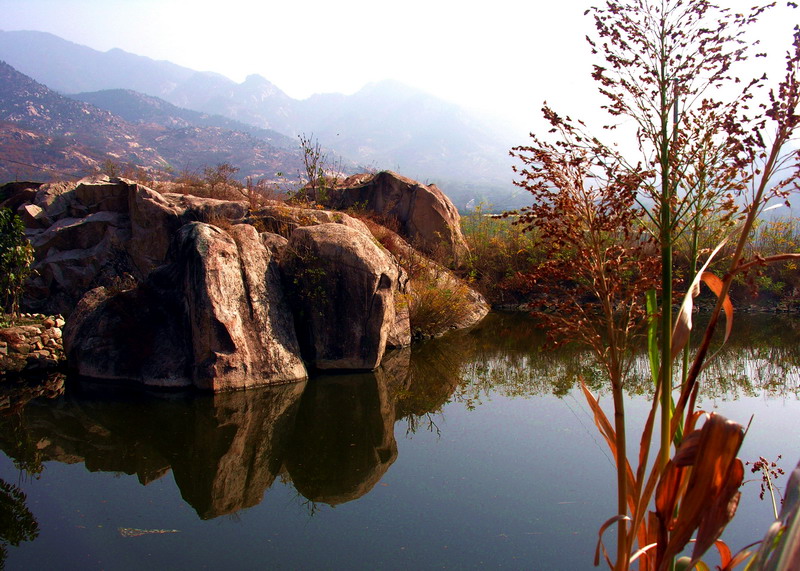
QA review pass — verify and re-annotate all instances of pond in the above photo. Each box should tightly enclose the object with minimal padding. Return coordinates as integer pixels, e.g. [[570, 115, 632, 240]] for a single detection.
[[0, 312, 798, 569]]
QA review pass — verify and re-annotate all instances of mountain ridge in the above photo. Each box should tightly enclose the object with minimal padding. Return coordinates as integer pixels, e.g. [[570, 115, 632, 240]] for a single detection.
[[0, 30, 525, 209], [0, 60, 305, 183]]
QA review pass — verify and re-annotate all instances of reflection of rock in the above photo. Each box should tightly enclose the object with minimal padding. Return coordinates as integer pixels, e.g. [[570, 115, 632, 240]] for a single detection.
[[169, 382, 306, 519], [0, 381, 306, 519], [285, 373, 398, 505]]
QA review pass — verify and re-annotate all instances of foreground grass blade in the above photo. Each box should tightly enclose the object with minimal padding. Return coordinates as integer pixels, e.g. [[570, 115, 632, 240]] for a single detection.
[[671, 239, 730, 362]]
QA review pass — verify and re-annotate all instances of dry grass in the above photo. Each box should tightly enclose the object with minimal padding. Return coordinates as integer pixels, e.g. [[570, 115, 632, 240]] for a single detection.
[[360, 216, 479, 337]]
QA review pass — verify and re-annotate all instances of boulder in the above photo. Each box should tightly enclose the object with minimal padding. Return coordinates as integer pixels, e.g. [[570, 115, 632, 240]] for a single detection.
[[0, 182, 41, 212], [63, 284, 193, 387], [16, 203, 51, 228], [19, 177, 251, 317], [64, 222, 307, 390], [162, 192, 249, 222], [31, 180, 86, 220], [280, 223, 410, 370], [74, 179, 132, 214], [128, 185, 183, 275], [311, 171, 470, 265], [259, 232, 288, 256]]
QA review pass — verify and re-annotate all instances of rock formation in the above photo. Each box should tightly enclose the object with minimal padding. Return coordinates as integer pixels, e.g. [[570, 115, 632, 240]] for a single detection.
[[2, 173, 487, 390], [280, 223, 409, 370], [64, 222, 307, 390], [309, 170, 470, 265]]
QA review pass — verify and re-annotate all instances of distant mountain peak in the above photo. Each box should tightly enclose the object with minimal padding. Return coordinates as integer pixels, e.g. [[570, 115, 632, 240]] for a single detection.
[[244, 74, 271, 85]]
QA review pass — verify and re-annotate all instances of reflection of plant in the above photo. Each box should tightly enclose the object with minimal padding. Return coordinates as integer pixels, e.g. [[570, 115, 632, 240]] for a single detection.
[[0, 413, 44, 477], [0, 478, 39, 567]]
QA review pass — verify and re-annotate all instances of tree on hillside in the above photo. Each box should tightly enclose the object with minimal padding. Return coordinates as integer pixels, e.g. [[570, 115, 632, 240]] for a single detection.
[[509, 1, 799, 569]]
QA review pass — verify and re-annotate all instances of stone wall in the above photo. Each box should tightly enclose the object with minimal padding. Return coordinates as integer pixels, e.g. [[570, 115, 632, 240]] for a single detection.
[[0, 314, 65, 374]]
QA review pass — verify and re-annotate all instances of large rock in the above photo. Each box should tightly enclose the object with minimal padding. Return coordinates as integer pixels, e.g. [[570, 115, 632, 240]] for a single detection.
[[19, 176, 250, 316], [64, 222, 307, 390], [311, 171, 470, 265], [280, 223, 410, 370]]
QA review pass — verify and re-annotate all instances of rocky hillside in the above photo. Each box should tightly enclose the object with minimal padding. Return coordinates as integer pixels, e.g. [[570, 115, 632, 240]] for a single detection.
[[0, 61, 306, 181], [0, 121, 108, 181], [73, 88, 295, 148]]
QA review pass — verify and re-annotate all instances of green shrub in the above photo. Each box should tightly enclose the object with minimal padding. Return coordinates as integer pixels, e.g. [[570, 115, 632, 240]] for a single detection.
[[0, 208, 35, 322], [460, 204, 544, 304]]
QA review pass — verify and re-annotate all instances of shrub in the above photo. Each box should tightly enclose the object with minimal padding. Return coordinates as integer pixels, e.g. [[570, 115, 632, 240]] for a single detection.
[[359, 216, 478, 337], [407, 272, 476, 338], [0, 208, 35, 322], [459, 204, 545, 305]]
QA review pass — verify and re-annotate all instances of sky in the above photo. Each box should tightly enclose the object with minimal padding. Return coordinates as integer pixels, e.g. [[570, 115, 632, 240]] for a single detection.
[[1, 0, 798, 138]]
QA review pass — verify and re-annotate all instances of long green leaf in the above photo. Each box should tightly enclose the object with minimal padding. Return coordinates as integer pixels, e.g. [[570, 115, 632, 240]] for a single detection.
[[646, 289, 659, 386]]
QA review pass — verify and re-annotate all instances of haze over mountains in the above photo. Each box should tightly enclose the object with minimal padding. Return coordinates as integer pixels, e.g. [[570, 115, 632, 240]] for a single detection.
[[0, 30, 526, 210]]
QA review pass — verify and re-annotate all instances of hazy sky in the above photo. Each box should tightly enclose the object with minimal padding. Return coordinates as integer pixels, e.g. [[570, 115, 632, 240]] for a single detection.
[[1, 0, 797, 136]]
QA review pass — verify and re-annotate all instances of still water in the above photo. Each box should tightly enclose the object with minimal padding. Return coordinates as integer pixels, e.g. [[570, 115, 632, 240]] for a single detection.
[[0, 313, 798, 570]]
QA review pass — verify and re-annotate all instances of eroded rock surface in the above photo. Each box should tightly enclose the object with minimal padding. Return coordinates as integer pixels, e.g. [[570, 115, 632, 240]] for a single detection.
[[280, 223, 410, 370], [64, 222, 307, 390], [311, 170, 470, 264]]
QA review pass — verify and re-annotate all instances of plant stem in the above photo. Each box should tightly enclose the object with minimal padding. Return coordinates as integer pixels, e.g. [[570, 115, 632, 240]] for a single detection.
[[613, 378, 630, 571], [763, 466, 780, 520], [658, 29, 674, 472]]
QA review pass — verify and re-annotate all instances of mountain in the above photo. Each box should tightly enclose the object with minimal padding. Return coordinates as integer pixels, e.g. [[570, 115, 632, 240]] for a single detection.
[[0, 60, 304, 182], [72, 88, 296, 148], [298, 80, 515, 183], [0, 121, 109, 182], [0, 30, 525, 210], [0, 30, 196, 98], [0, 59, 167, 172]]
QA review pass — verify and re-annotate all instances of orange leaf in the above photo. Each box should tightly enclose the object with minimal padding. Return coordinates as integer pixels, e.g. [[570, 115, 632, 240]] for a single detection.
[[700, 272, 733, 346], [656, 415, 744, 569], [671, 240, 730, 362]]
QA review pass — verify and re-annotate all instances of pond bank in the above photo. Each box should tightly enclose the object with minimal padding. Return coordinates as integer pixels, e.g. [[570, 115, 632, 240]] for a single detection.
[[0, 313, 65, 376]]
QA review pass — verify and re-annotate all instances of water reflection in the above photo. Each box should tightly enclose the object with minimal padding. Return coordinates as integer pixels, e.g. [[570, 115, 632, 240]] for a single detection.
[[0, 478, 38, 566], [0, 312, 797, 531], [286, 373, 397, 505], [0, 382, 307, 520]]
